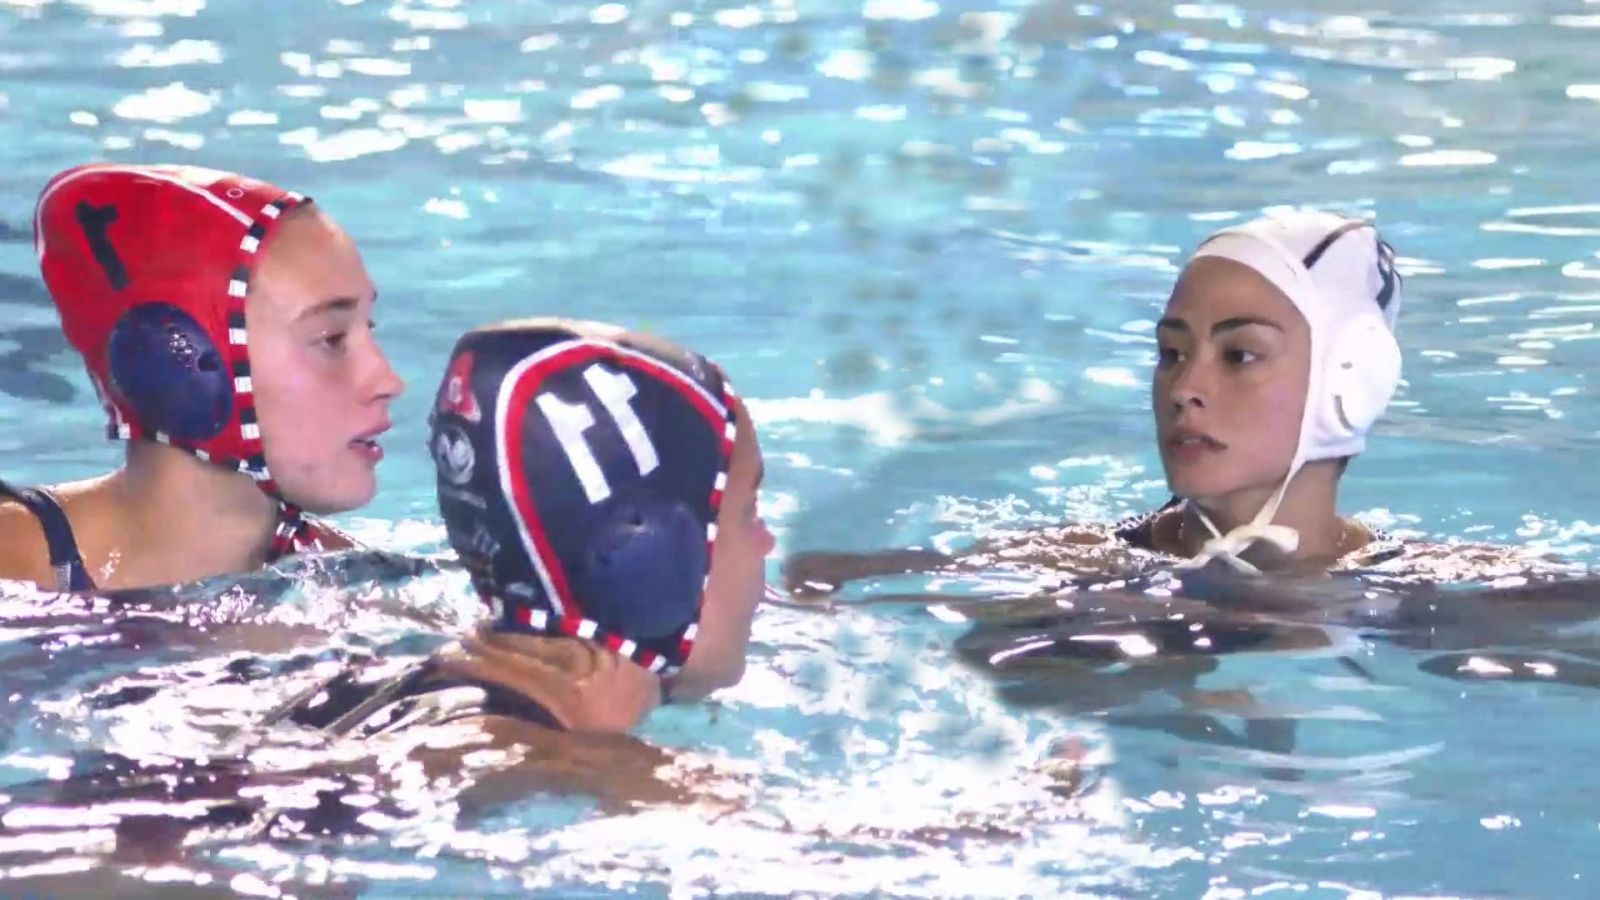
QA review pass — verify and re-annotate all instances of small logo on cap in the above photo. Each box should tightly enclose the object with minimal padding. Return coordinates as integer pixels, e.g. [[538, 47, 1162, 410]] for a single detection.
[[432, 423, 476, 486], [171, 165, 229, 187], [437, 351, 482, 423], [465, 519, 501, 558]]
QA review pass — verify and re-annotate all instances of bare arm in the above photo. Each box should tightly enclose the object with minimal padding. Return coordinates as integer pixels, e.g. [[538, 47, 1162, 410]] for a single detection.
[[781, 524, 1131, 598], [781, 547, 956, 596], [433, 718, 745, 816]]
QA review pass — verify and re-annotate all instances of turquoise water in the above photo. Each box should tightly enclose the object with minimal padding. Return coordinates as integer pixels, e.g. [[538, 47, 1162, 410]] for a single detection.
[[2, 0, 1600, 895]]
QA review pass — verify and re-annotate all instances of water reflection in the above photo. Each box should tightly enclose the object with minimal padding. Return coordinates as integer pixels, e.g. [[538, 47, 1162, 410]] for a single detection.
[[2, 0, 1600, 894]]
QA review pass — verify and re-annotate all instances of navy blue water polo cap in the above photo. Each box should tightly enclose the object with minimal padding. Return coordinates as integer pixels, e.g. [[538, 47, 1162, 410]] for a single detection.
[[429, 319, 738, 674]]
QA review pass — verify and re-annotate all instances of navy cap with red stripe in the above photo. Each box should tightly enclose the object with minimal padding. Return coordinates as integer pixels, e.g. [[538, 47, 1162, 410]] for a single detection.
[[430, 320, 737, 674]]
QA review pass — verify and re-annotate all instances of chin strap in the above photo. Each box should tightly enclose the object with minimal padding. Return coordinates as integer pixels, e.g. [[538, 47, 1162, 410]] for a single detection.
[[266, 502, 325, 562], [1179, 462, 1303, 575]]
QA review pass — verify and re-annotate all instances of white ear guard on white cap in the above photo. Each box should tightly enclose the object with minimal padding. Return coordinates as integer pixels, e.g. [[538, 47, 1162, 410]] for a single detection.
[[1178, 211, 1404, 572]]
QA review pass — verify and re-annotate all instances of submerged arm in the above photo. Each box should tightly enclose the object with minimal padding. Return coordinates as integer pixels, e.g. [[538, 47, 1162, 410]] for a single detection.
[[781, 524, 1131, 598], [781, 547, 956, 596]]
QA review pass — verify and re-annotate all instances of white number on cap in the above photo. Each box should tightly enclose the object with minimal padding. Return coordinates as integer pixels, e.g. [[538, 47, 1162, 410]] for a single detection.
[[537, 366, 659, 504]]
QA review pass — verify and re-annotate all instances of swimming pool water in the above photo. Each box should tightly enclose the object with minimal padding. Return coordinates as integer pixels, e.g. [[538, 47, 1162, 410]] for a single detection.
[[2, 0, 1600, 895]]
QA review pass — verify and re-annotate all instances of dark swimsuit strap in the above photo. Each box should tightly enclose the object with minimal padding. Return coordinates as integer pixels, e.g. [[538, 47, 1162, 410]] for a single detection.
[[467, 672, 566, 731], [265, 657, 566, 736], [0, 478, 94, 592], [1111, 496, 1184, 551]]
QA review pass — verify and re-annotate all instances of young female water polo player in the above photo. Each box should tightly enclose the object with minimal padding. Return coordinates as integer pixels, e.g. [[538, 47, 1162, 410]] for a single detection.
[[0, 164, 405, 592], [1102, 209, 1404, 572], [786, 210, 1574, 595], [272, 318, 774, 738]]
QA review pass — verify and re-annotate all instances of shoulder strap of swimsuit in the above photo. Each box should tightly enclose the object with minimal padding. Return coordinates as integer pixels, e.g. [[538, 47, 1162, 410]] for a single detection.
[[0, 478, 94, 592], [475, 679, 566, 731]]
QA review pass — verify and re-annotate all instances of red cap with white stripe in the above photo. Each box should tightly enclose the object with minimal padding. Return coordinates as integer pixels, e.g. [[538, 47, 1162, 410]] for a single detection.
[[34, 163, 309, 492]]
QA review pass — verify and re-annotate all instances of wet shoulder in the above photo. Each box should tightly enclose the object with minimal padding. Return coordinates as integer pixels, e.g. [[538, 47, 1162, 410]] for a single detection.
[[1110, 501, 1182, 553], [0, 500, 53, 588], [959, 511, 1175, 579], [1333, 527, 1582, 582]]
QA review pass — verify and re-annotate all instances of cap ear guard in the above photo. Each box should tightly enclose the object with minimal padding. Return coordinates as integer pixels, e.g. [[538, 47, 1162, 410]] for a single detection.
[[569, 490, 707, 642], [106, 302, 232, 442], [1318, 313, 1402, 441], [1302, 219, 1404, 455]]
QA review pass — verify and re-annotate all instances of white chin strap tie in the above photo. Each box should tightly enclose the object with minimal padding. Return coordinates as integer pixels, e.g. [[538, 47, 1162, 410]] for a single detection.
[[1178, 463, 1302, 575]]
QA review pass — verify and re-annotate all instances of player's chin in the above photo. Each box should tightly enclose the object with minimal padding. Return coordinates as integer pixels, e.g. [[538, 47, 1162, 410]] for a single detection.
[[282, 466, 377, 516]]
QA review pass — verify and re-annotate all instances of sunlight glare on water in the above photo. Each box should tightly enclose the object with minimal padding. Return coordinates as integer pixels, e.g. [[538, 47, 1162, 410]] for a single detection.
[[0, 0, 1599, 894]]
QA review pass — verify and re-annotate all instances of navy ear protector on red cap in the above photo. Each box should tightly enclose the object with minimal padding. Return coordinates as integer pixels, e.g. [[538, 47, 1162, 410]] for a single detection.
[[107, 303, 233, 442]]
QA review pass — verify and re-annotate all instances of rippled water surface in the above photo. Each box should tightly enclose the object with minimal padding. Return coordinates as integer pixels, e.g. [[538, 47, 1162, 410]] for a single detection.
[[3, 0, 1600, 895]]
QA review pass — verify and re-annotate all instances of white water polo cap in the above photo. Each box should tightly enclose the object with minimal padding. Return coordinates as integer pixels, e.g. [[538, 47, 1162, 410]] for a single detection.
[[1192, 210, 1403, 463], [1182, 211, 1404, 572]]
